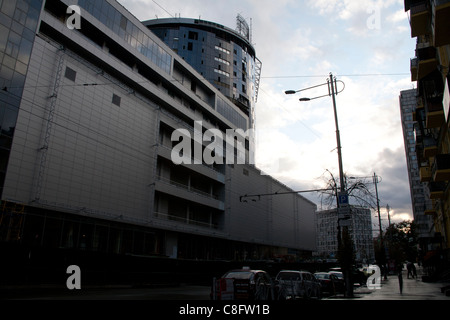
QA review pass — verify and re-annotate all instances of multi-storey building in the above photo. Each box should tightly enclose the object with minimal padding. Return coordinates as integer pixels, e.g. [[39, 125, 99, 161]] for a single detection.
[[316, 207, 375, 264], [404, 0, 450, 261], [399, 89, 434, 252], [144, 16, 262, 131], [0, 0, 316, 269]]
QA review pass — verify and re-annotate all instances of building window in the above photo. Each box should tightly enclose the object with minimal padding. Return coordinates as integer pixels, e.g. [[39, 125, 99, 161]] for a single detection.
[[64, 67, 76, 81], [112, 94, 121, 106], [187, 42, 193, 51], [188, 31, 198, 40]]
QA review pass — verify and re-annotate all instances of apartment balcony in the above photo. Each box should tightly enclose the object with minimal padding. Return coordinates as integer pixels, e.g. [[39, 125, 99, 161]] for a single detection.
[[417, 34, 434, 49], [433, 0, 450, 46], [411, 57, 418, 81], [423, 135, 438, 158], [428, 181, 447, 199], [420, 165, 432, 182], [410, 1, 430, 37], [424, 199, 437, 215], [417, 46, 438, 80], [432, 153, 450, 181], [425, 99, 445, 128]]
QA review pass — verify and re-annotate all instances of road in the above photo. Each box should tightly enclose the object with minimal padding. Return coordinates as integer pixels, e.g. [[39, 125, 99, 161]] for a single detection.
[[2, 265, 449, 301], [2, 284, 212, 300]]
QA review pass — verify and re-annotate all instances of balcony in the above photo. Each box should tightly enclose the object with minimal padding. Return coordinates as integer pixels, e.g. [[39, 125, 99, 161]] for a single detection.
[[428, 181, 447, 199], [410, 1, 430, 37], [432, 153, 450, 181], [420, 165, 432, 182], [154, 175, 224, 210], [417, 34, 434, 48], [423, 135, 438, 158], [425, 99, 445, 128], [433, 0, 450, 46], [424, 199, 437, 215], [417, 46, 438, 79]]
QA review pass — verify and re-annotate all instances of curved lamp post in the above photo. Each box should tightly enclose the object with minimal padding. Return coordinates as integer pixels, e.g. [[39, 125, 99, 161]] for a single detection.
[[285, 73, 346, 193], [286, 72, 353, 295]]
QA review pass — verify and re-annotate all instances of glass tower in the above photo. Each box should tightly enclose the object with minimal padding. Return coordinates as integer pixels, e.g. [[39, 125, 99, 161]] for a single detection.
[[143, 17, 262, 130]]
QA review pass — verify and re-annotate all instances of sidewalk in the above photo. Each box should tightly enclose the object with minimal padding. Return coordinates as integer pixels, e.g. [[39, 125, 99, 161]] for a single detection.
[[351, 265, 450, 300]]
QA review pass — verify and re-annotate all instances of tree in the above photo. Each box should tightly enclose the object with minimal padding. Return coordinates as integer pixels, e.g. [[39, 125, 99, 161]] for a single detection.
[[318, 172, 378, 211], [384, 220, 418, 264]]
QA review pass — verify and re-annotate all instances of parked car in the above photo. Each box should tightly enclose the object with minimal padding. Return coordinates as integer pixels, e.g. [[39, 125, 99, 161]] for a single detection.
[[314, 272, 345, 295], [329, 266, 367, 286], [274, 270, 321, 299], [211, 268, 274, 300]]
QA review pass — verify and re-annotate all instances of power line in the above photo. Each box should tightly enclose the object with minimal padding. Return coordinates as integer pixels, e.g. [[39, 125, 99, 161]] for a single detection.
[[261, 73, 409, 79], [152, 0, 174, 17]]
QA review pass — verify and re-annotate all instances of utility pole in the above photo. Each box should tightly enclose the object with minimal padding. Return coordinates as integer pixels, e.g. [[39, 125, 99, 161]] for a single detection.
[[286, 72, 353, 296], [374, 172, 386, 278], [386, 204, 391, 227], [374, 172, 382, 241], [329, 73, 345, 194]]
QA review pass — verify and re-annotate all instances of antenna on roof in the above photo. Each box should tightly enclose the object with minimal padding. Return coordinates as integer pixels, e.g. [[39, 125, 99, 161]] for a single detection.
[[250, 18, 252, 44], [236, 14, 250, 41]]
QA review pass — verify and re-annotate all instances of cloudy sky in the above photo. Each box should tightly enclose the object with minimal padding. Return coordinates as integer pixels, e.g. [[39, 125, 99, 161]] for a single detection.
[[119, 0, 417, 230]]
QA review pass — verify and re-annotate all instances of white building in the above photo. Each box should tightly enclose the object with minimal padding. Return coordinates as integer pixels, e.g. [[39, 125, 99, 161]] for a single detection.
[[316, 207, 375, 263]]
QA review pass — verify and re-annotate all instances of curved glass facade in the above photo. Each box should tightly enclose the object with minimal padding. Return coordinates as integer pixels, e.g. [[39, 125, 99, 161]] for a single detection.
[[144, 18, 261, 127], [78, 0, 172, 74]]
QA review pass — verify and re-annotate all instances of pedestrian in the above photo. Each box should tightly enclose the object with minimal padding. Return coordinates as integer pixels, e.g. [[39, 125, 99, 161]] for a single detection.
[[407, 261, 413, 279], [397, 263, 403, 294], [412, 263, 417, 279]]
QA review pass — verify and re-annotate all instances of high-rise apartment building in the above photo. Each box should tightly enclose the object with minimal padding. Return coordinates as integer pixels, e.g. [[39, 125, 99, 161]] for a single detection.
[[399, 89, 434, 251], [0, 0, 316, 273], [404, 0, 450, 262]]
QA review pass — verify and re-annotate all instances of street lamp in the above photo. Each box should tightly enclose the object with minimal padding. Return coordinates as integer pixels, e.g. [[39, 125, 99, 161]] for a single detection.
[[286, 72, 353, 296], [285, 73, 345, 192]]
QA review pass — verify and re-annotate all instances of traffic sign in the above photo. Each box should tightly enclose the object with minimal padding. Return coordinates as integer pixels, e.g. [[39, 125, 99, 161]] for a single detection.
[[338, 192, 349, 206]]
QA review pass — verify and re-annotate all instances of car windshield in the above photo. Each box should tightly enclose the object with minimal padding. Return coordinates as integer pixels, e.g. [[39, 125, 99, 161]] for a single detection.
[[330, 272, 343, 279], [276, 272, 301, 281], [315, 273, 330, 279], [223, 271, 253, 280]]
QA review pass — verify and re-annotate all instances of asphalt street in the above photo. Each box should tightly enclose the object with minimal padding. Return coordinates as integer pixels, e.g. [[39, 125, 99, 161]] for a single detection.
[[2, 265, 449, 301]]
